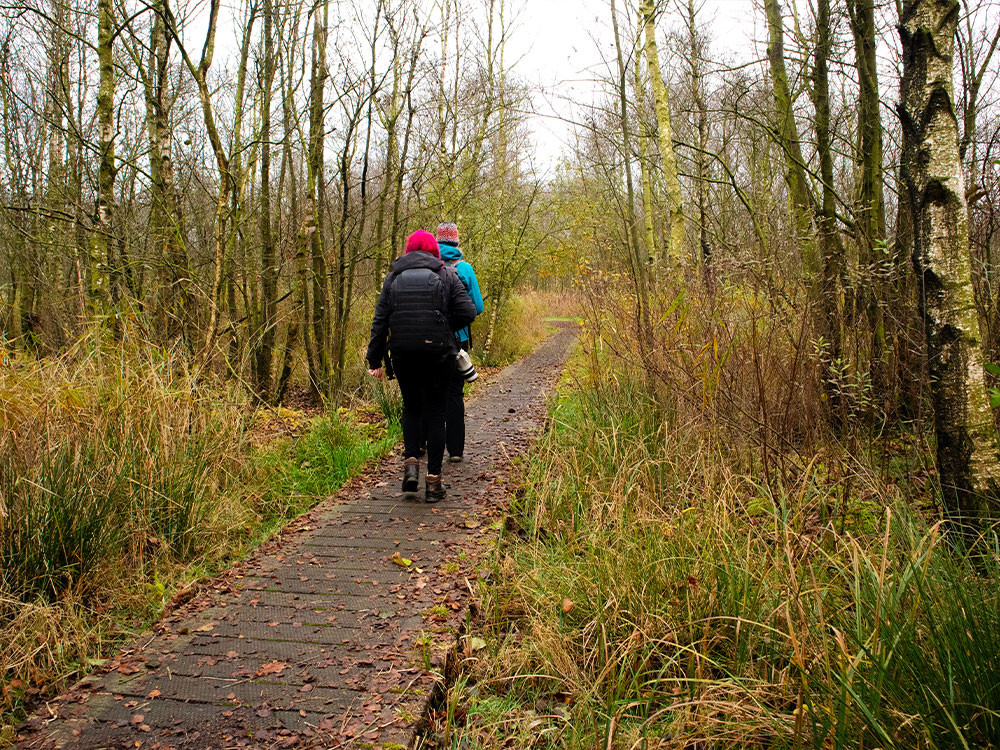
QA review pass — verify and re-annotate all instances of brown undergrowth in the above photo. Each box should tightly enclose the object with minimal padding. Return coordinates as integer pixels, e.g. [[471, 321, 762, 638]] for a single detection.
[[0, 289, 556, 739], [423, 281, 1000, 749], [0, 331, 400, 739]]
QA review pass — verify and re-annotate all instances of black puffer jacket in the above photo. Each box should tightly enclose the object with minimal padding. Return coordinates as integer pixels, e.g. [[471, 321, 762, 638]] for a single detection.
[[366, 251, 477, 369]]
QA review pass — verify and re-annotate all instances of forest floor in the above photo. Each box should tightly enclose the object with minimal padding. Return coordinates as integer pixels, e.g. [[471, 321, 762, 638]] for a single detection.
[[12, 322, 577, 750]]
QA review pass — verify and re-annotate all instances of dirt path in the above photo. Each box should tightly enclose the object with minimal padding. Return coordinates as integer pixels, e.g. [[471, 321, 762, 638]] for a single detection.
[[15, 322, 577, 750]]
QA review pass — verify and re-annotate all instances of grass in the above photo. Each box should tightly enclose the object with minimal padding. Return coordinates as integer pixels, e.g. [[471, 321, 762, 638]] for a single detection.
[[475, 290, 577, 367], [253, 409, 401, 522], [0, 333, 401, 734], [429, 343, 1000, 749]]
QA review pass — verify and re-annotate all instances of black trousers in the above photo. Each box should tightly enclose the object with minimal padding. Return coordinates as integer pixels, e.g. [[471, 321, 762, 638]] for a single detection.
[[445, 342, 468, 457], [393, 351, 451, 475]]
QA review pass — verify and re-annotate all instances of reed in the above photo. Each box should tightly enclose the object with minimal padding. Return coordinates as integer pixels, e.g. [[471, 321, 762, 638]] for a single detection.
[[435, 284, 1000, 749], [0, 331, 399, 729]]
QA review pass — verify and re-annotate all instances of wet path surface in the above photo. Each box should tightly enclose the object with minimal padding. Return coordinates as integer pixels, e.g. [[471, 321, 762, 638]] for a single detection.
[[16, 322, 577, 750]]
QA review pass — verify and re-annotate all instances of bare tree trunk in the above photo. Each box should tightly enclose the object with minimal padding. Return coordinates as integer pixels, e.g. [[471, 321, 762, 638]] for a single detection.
[[849, 0, 888, 410], [142, 1, 191, 343], [332, 102, 362, 393], [276, 33, 305, 404], [640, 0, 684, 269], [634, 37, 657, 276], [164, 0, 231, 364], [899, 0, 997, 524], [374, 15, 403, 284], [96, 0, 121, 308], [763, 0, 816, 275], [685, 0, 711, 273], [254, 0, 277, 398], [957, 0, 1000, 434], [812, 0, 846, 425], [306, 0, 330, 396], [389, 24, 424, 271], [611, 0, 652, 366]]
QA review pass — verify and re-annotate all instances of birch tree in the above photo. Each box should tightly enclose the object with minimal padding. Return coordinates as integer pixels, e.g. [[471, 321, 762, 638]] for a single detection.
[[640, 0, 684, 268], [611, 0, 652, 360], [683, 0, 711, 271], [899, 0, 998, 523], [97, 0, 134, 307]]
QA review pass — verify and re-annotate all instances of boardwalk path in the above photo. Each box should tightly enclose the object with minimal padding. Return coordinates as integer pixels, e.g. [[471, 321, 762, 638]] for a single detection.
[[17, 322, 576, 750]]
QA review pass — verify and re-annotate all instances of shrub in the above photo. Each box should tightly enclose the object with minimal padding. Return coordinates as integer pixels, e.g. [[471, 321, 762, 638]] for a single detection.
[[441, 293, 1000, 749]]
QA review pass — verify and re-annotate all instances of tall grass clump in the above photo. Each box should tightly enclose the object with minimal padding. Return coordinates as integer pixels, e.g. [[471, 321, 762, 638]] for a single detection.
[[0, 336, 250, 604], [0, 334, 254, 718], [437, 278, 1000, 749], [0, 331, 401, 729]]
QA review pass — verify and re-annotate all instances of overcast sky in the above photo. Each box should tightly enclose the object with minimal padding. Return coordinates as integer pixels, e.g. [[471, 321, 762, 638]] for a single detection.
[[503, 0, 755, 170], [191, 0, 759, 171]]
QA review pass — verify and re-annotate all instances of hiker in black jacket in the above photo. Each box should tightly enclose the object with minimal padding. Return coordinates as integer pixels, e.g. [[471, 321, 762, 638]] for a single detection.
[[366, 230, 477, 502]]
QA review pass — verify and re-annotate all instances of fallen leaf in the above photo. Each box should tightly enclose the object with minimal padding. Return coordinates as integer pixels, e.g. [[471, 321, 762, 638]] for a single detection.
[[256, 661, 288, 677], [390, 552, 412, 568], [562, 598, 574, 614], [467, 637, 487, 653], [195, 623, 216, 632], [131, 714, 144, 724], [146, 689, 161, 699]]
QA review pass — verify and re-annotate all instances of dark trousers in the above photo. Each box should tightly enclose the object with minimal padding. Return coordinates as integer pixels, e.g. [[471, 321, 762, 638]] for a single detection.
[[393, 351, 451, 475], [445, 342, 468, 457]]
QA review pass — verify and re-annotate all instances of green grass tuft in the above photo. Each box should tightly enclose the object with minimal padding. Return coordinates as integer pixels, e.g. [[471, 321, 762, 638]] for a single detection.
[[254, 412, 401, 521], [440, 359, 1000, 749], [0, 338, 401, 731]]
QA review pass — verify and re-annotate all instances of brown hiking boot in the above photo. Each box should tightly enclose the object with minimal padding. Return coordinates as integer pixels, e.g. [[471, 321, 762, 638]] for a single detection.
[[425, 474, 446, 503], [403, 458, 419, 493]]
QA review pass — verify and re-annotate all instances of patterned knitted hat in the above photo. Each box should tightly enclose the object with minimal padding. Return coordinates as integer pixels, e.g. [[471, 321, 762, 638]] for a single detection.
[[405, 230, 440, 258], [436, 222, 460, 246]]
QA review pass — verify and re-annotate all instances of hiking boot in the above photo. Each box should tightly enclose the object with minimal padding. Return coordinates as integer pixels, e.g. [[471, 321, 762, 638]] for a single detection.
[[448, 455, 463, 463], [425, 474, 446, 503], [402, 458, 419, 493]]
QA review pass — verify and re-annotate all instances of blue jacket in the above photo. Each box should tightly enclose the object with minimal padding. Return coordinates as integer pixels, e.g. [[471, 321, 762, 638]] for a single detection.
[[439, 242, 484, 343]]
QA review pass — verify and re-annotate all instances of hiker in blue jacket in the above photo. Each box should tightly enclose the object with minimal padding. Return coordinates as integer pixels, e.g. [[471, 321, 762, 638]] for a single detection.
[[436, 222, 485, 462]]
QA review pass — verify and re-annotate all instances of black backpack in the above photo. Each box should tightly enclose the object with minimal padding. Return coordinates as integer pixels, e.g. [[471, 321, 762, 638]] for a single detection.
[[387, 267, 456, 353]]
